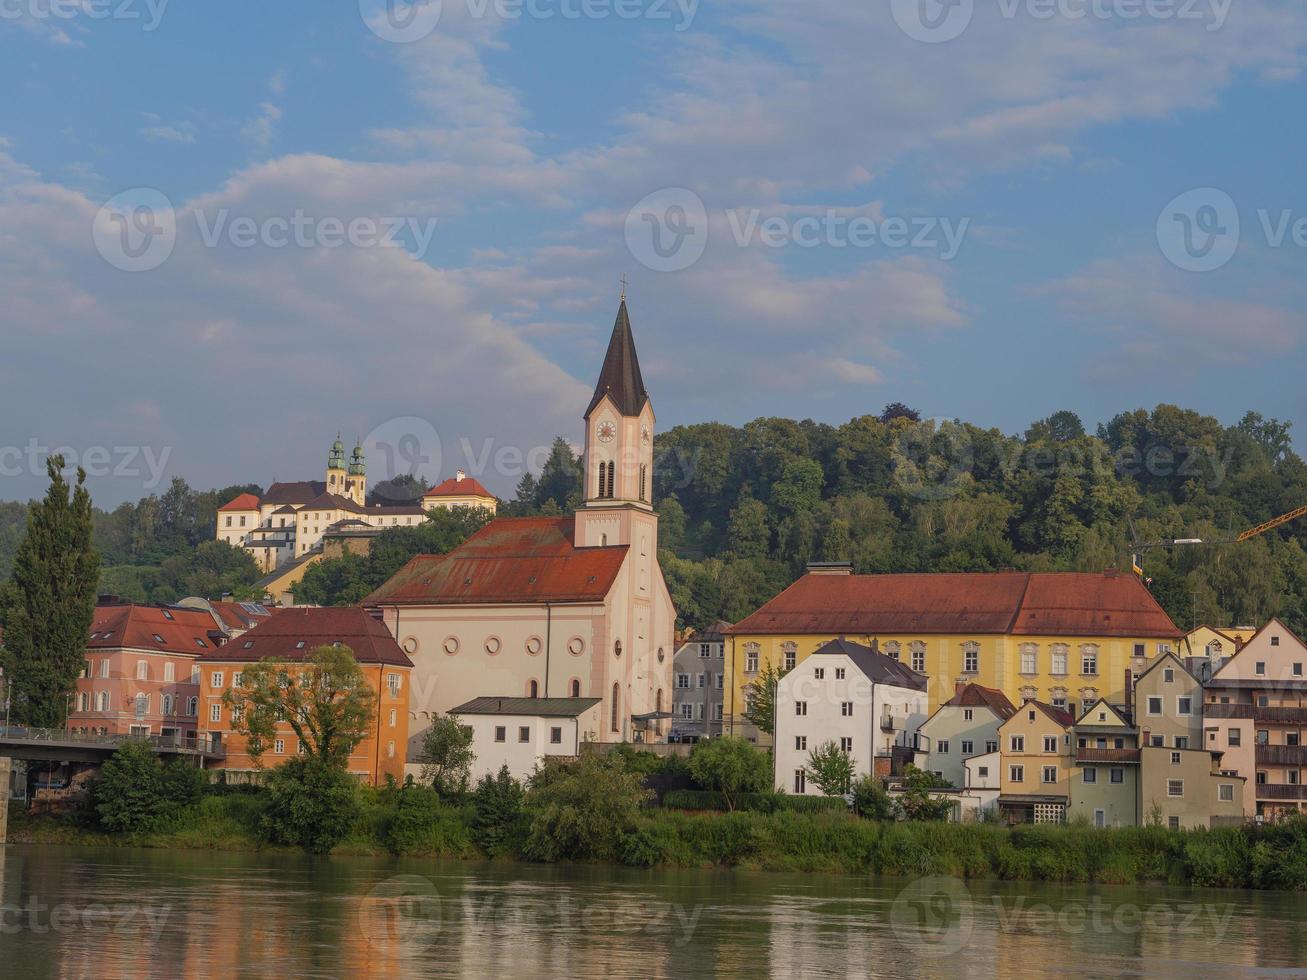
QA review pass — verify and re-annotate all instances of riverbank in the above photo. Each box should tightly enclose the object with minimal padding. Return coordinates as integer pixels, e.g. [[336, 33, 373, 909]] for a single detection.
[[11, 791, 1307, 891]]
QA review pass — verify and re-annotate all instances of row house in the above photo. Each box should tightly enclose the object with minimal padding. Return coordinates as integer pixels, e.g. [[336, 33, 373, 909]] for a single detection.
[[670, 620, 732, 740], [773, 638, 928, 795]]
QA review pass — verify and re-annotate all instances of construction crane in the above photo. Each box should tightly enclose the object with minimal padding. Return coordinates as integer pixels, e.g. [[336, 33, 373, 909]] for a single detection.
[[1234, 502, 1307, 542], [1127, 503, 1307, 581]]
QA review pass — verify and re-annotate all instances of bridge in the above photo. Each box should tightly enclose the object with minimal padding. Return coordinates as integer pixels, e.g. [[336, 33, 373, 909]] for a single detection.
[[0, 727, 224, 765]]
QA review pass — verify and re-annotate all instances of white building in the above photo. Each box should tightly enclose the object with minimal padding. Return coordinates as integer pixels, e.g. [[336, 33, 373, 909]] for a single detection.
[[774, 637, 929, 796], [450, 697, 602, 782], [916, 682, 1017, 788]]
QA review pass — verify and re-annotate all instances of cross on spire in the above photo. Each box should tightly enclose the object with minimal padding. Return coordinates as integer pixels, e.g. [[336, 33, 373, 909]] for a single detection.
[[619, 274, 628, 301]]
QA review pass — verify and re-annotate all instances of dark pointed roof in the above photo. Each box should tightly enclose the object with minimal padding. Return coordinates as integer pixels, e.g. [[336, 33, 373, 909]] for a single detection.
[[586, 300, 648, 418]]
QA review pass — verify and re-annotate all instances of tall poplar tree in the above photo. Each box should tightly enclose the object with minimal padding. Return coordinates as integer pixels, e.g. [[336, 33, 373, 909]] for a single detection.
[[0, 456, 100, 727]]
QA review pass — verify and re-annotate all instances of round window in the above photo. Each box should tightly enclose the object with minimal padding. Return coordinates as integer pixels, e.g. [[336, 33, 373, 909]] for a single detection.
[[402, 636, 419, 655], [485, 636, 501, 656], [442, 636, 460, 656], [568, 636, 585, 656], [614, 639, 623, 658], [526, 635, 543, 656], [657, 647, 665, 663]]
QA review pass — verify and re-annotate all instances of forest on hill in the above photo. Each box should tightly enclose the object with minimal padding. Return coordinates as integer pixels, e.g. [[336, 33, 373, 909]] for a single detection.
[[2, 404, 1306, 636]]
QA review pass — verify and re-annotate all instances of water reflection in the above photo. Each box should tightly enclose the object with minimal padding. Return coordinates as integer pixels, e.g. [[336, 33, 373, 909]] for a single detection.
[[0, 846, 1304, 979]]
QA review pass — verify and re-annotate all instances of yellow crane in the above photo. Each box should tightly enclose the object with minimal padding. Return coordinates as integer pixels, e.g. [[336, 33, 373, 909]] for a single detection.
[[1234, 502, 1307, 542], [1128, 503, 1307, 580]]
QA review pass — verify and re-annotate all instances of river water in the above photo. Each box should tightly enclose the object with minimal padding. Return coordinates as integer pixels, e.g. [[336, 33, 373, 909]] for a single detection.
[[0, 845, 1305, 978]]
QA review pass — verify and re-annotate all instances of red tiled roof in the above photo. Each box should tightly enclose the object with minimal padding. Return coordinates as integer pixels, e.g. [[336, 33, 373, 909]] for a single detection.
[[206, 601, 276, 632], [1031, 700, 1076, 727], [364, 516, 627, 606], [424, 475, 495, 499], [728, 571, 1178, 639], [262, 481, 327, 506], [300, 491, 426, 517], [88, 604, 220, 654], [944, 683, 1017, 719], [201, 606, 413, 667], [218, 492, 261, 512]]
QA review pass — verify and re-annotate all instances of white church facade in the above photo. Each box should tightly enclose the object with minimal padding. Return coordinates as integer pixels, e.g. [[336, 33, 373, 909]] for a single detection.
[[365, 300, 676, 763]]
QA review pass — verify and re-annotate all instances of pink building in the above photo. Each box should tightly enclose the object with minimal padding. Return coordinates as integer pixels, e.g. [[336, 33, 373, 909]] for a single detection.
[[67, 602, 223, 740]]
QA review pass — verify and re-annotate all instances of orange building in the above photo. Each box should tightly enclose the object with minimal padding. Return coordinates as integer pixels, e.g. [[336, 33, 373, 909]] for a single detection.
[[198, 607, 412, 785]]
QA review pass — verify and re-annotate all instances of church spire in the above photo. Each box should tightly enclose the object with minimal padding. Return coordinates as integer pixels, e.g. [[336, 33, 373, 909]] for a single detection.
[[586, 299, 648, 418]]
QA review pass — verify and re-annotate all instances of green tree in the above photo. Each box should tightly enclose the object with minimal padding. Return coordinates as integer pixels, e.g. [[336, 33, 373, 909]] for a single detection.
[[261, 756, 360, 854], [521, 754, 651, 861], [687, 737, 771, 811], [91, 741, 204, 832], [805, 740, 855, 796], [534, 437, 582, 511], [224, 644, 376, 767], [418, 715, 476, 796], [850, 774, 894, 820], [743, 662, 787, 737], [895, 765, 954, 821], [472, 765, 526, 857], [724, 497, 770, 560], [0, 456, 100, 727]]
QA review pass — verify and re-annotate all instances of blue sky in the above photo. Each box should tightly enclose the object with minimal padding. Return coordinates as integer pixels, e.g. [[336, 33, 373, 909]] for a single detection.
[[1, 0, 1305, 505]]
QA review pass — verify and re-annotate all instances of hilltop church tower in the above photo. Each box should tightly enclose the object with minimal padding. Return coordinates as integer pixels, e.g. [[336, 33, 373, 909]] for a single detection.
[[326, 436, 347, 494], [345, 441, 367, 505]]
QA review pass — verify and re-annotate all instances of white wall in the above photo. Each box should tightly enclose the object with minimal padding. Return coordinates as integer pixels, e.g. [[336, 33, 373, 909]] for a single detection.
[[455, 712, 585, 783]]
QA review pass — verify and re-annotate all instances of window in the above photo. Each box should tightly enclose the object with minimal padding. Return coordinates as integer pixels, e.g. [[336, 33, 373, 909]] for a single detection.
[[164, 662, 175, 682], [1295, 663, 1304, 677], [187, 696, 197, 716], [937, 740, 950, 754], [1009, 765, 1024, 783], [794, 769, 806, 793], [1083, 767, 1097, 784], [885, 641, 900, 661], [388, 673, 402, 695], [1150, 735, 1164, 747], [679, 703, 693, 719], [1134, 643, 1145, 657], [1168, 816, 1181, 830], [1042, 766, 1057, 783], [1256, 770, 1268, 785], [519, 726, 531, 743], [191, 666, 200, 684], [494, 726, 506, 743], [835, 667, 846, 680], [782, 643, 797, 671], [78, 692, 89, 712], [698, 643, 711, 659], [97, 691, 110, 712], [1289, 732, 1302, 747], [1271, 636, 1280, 646], [841, 702, 853, 717], [840, 737, 853, 752], [676, 673, 689, 689], [961, 739, 973, 755], [571, 679, 582, 697], [1020, 644, 1037, 674], [210, 703, 221, 722], [1228, 728, 1241, 747], [695, 673, 705, 689], [795, 735, 807, 751], [713, 704, 724, 721], [1175, 736, 1189, 750], [232, 672, 243, 689], [1043, 736, 1057, 753], [1257, 730, 1269, 745], [795, 701, 808, 716], [1110, 768, 1124, 784], [136, 660, 148, 680], [985, 739, 998, 753], [1219, 783, 1234, 802], [162, 694, 173, 715], [274, 739, 284, 754], [1050, 645, 1068, 676], [1177, 696, 1192, 715], [1147, 696, 1162, 715], [963, 709, 973, 721], [1171, 751, 1182, 764], [1080, 645, 1098, 676], [1255, 661, 1266, 675], [745, 646, 759, 673], [389, 708, 397, 727], [977, 766, 989, 778], [611, 683, 621, 732], [211, 671, 224, 688], [550, 727, 562, 744], [910, 642, 926, 674], [528, 679, 539, 699], [1010, 735, 1025, 752], [1167, 779, 1184, 798], [963, 642, 979, 673], [100, 659, 110, 678], [813, 668, 824, 680], [1163, 668, 1175, 683]]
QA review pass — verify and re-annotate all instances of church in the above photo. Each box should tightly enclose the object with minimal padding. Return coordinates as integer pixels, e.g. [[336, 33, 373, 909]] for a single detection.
[[364, 300, 676, 757]]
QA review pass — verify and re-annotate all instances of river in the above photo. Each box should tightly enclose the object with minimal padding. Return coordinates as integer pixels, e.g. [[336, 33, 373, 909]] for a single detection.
[[0, 845, 1305, 978]]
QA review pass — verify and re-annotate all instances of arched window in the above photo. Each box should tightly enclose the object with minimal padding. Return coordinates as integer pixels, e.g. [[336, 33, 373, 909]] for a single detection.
[[884, 641, 901, 662], [528, 679, 539, 698], [1019, 643, 1038, 674], [570, 679, 581, 697], [97, 692, 110, 712], [135, 693, 149, 716], [187, 696, 198, 716], [162, 694, 173, 716], [639, 464, 647, 502], [611, 683, 621, 733], [782, 642, 797, 671], [605, 461, 616, 498], [78, 692, 89, 712]]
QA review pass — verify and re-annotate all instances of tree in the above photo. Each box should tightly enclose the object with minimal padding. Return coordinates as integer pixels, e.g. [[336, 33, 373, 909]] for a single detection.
[[368, 474, 429, 506], [521, 754, 651, 861], [0, 456, 100, 727], [224, 644, 376, 768], [261, 756, 360, 853], [724, 497, 770, 560], [895, 765, 954, 821], [418, 715, 475, 795], [687, 737, 771, 811], [91, 741, 205, 832], [743, 662, 787, 736], [805, 740, 855, 796], [534, 437, 582, 511], [850, 774, 894, 820], [879, 402, 921, 423], [472, 765, 526, 856]]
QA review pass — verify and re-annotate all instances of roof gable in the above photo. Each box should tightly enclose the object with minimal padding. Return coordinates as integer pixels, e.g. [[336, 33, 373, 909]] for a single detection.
[[201, 606, 412, 667], [808, 637, 929, 691], [1000, 700, 1074, 732], [1074, 698, 1131, 727], [424, 475, 495, 499], [89, 603, 220, 654], [1210, 617, 1307, 682], [942, 683, 1017, 718]]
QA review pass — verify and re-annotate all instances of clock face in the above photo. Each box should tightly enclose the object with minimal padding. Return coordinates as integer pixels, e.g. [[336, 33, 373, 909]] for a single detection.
[[597, 420, 617, 443]]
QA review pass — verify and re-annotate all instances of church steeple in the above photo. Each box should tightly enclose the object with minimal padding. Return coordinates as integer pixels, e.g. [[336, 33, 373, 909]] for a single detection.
[[585, 299, 648, 419]]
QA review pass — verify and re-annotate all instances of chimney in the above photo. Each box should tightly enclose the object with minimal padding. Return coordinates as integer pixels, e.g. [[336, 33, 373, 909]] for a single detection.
[[1123, 668, 1133, 714], [456, 469, 466, 482], [806, 561, 853, 576], [955, 681, 967, 699]]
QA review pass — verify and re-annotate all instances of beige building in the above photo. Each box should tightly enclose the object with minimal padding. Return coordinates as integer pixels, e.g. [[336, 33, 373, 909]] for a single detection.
[[1069, 698, 1139, 828], [421, 471, 498, 514], [1135, 651, 1205, 750], [1139, 745, 1244, 829], [997, 700, 1075, 823]]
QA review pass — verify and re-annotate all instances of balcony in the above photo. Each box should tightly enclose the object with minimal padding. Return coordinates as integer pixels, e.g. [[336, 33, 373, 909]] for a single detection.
[[1075, 747, 1140, 764], [1204, 702, 1254, 719], [1258, 783, 1307, 801], [1255, 706, 1307, 725], [880, 715, 898, 732], [1255, 744, 1307, 766]]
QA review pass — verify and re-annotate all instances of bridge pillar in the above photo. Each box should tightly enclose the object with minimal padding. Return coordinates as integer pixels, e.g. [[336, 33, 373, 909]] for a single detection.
[[0, 756, 10, 844]]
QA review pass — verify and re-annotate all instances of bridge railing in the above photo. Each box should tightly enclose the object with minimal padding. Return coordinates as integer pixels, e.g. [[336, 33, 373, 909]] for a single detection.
[[0, 727, 225, 758]]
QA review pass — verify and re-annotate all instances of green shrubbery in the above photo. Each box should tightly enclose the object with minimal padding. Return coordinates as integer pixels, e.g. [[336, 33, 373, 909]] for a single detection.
[[90, 741, 210, 833], [261, 757, 362, 854], [662, 790, 845, 814]]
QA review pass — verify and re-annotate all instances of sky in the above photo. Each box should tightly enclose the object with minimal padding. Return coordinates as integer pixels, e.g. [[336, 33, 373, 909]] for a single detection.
[[1, 0, 1305, 506]]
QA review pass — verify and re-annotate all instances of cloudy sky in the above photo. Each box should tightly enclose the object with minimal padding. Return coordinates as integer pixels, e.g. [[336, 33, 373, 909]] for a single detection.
[[1, 0, 1305, 505]]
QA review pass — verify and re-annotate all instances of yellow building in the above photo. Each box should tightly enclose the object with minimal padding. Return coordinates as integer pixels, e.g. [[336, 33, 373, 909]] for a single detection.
[[725, 565, 1180, 742], [1183, 624, 1255, 661], [997, 700, 1075, 823]]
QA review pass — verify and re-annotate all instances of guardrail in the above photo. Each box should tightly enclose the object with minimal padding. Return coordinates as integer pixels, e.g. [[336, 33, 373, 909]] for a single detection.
[[0, 727, 224, 758]]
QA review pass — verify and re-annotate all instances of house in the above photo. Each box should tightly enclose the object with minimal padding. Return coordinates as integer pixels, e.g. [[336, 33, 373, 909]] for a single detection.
[[773, 637, 928, 796], [1134, 651, 1205, 751], [963, 750, 1002, 816], [449, 697, 602, 782], [67, 601, 223, 740], [196, 607, 412, 785], [996, 701, 1075, 823], [1068, 698, 1139, 828], [1203, 618, 1307, 819], [670, 620, 732, 740], [726, 565, 1180, 743], [916, 682, 1016, 788], [364, 301, 675, 772], [1139, 745, 1245, 829], [421, 471, 498, 514], [1183, 625, 1254, 664]]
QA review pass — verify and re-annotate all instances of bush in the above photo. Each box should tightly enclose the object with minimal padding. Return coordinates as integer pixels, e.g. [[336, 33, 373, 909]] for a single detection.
[[261, 757, 361, 854], [686, 738, 771, 810], [662, 789, 845, 814], [471, 766, 526, 857], [850, 775, 894, 820], [91, 742, 205, 833], [386, 785, 476, 856], [521, 755, 651, 862]]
